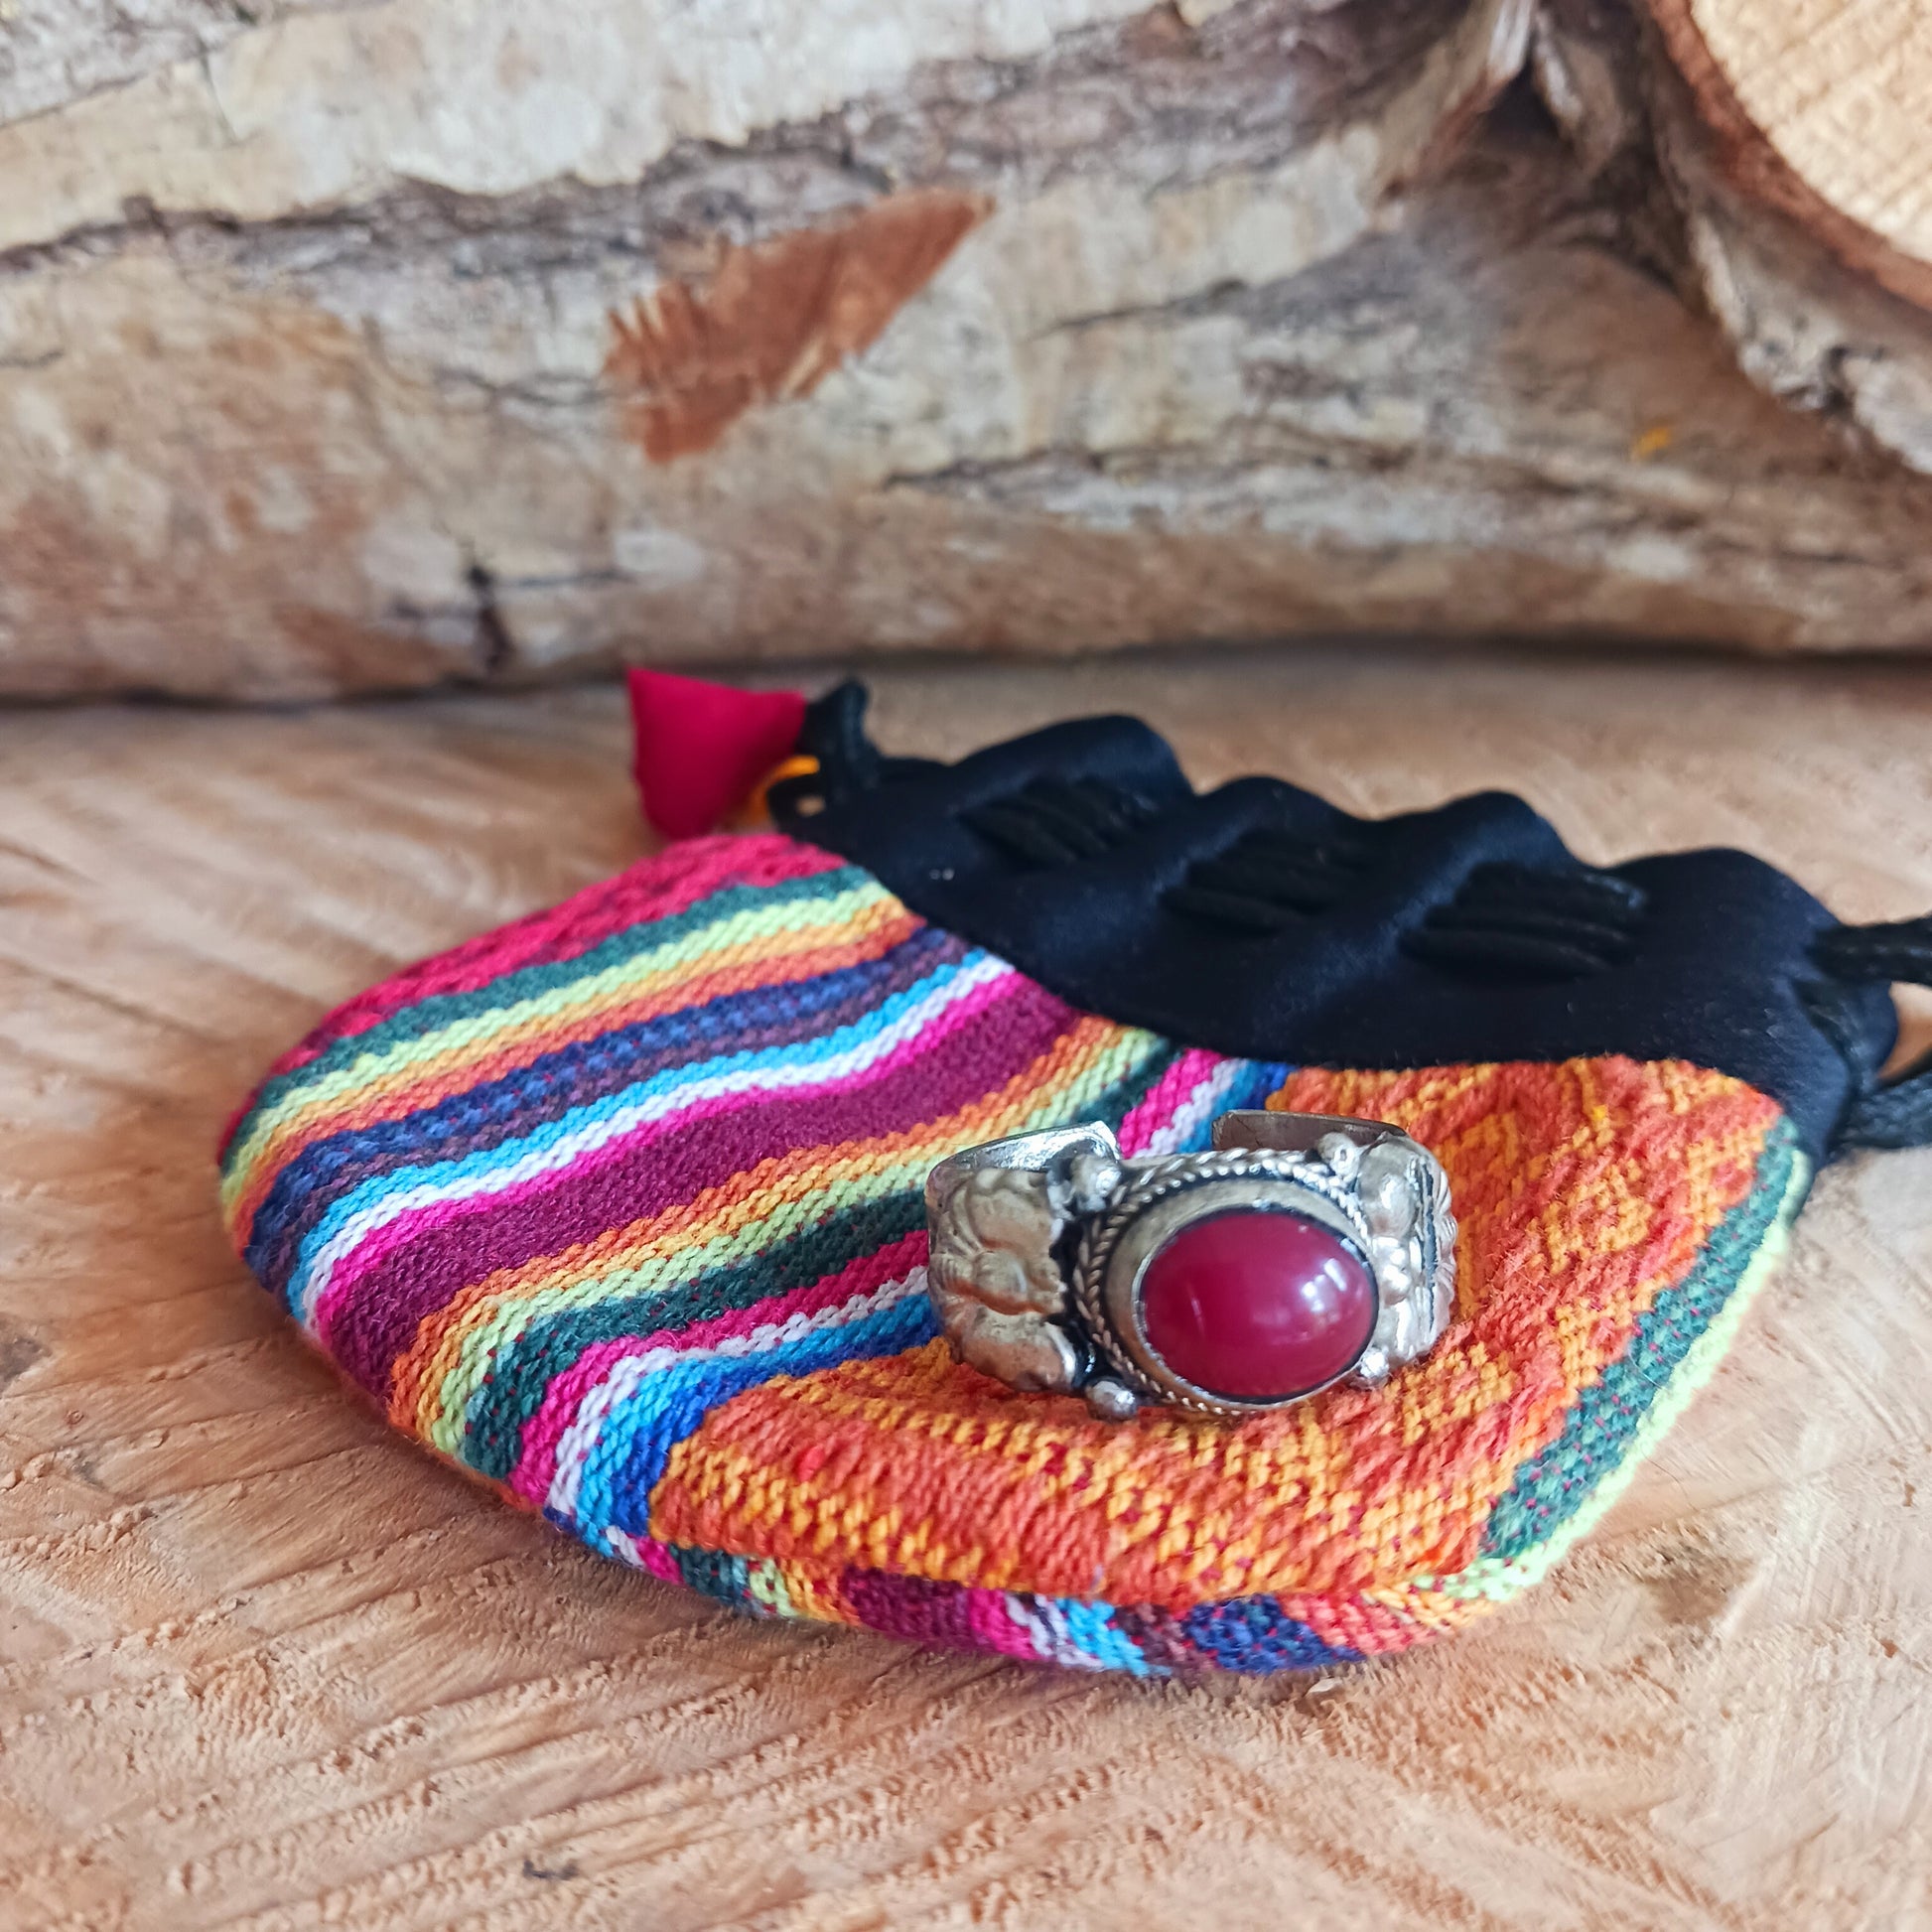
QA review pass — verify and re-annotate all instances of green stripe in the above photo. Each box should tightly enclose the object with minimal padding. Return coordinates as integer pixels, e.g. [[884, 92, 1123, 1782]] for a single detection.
[[227, 865, 875, 1169], [1411, 1166, 1803, 1610], [1477, 1113, 1807, 1566], [454, 1035, 1181, 1478]]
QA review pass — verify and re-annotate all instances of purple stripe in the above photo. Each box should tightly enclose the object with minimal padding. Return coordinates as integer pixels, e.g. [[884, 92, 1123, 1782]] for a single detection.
[[323, 976, 1086, 1393], [247, 925, 965, 1295]]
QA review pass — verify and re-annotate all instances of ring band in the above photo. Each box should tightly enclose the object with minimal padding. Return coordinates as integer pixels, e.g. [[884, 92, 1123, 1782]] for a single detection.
[[924, 1111, 1455, 1421]]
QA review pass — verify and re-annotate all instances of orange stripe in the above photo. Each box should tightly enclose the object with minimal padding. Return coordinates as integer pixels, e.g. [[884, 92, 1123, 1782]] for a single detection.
[[647, 1057, 1777, 1611], [386, 1013, 1132, 1432]]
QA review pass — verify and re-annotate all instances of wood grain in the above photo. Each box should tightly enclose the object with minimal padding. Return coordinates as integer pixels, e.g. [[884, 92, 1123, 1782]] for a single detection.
[[1652, 0, 1932, 311], [1538, 0, 1932, 484], [22, 0, 1932, 697], [0, 651, 1929, 1930], [0, 0, 1544, 698]]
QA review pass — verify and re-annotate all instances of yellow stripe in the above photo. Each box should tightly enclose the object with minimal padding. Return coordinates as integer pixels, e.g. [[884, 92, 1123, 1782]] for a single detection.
[[409, 1023, 1156, 1452], [225, 905, 915, 1223], [223, 880, 901, 1204]]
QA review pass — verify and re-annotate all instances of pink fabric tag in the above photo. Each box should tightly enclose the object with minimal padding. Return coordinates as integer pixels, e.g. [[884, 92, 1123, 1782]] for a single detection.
[[626, 667, 807, 839]]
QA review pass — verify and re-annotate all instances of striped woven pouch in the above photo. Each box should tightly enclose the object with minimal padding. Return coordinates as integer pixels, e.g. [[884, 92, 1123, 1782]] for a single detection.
[[219, 683, 1929, 1675]]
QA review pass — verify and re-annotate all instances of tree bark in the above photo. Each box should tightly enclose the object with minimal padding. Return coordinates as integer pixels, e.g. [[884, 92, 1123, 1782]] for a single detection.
[[1539, 0, 1932, 477], [5, 0, 1932, 699]]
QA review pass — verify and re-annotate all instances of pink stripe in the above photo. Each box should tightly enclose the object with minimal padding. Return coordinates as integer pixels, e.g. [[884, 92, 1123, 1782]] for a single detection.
[[626, 1534, 687, 1587], [1116, 1047, 1226, 1156], [967, 1589, 1048, 1661], [323, 974, 1081, 1395], [260, 834, 845, 1084], [505, 1231, 927, 1503], [308, 960, 1024, 1343]]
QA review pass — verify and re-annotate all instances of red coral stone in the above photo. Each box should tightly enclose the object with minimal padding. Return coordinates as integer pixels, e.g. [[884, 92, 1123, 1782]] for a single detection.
[[1138, 1210, 1376, 1402]]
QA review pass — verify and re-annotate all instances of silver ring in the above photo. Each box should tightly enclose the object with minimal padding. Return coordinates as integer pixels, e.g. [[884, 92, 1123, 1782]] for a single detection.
[[923, 1111, 1455, 1421]]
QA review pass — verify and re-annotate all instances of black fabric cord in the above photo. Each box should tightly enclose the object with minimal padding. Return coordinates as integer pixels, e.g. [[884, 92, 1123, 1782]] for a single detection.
[[772, 686, 1920, 1166], [1807, 919, 1932, 1150], [785, 680, 940, 810], [1813, 916, 1932, 987]]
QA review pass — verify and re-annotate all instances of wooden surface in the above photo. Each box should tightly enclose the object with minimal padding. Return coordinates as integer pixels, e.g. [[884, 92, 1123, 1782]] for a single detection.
[[1, 650, 1930, 1931]]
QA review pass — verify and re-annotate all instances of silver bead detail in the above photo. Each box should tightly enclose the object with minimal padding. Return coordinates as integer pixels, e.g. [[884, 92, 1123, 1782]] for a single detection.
[[1085, 1376, 1141, 1422]]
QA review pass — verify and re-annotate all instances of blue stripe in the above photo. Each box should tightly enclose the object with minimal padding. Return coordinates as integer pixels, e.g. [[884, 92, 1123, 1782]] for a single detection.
[[1047, 1598, 1156, 1675], [1178, 1595, 1363, 1673], [279, 946, 999, 1320], [242, 922, 960, 1284], [230, 865, 877, 1145], [573, 1294, 942, 1551]]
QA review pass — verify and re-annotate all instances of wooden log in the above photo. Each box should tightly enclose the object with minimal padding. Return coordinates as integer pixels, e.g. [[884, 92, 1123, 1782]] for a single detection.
[[1646, 0, 1932, 312], [1540, 0, 1932, 476], [7, 0, 1932, 697]]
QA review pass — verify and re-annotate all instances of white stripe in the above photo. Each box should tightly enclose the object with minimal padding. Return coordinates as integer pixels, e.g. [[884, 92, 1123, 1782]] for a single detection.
[[544, 1270, 927, 1520], [1139, 1058, 1247, 1158], [293, 953, 1009, 1326], [606, 1526, 651, 1570]]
